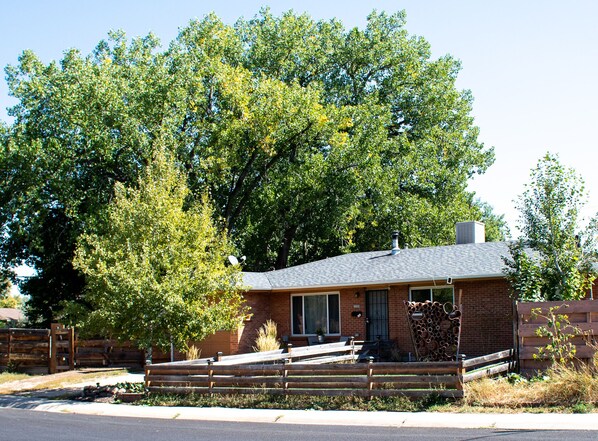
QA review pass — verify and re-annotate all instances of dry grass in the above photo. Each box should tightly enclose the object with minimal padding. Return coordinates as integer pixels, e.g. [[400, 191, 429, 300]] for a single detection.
[[185, 345, 202, 360], [0, 372, 30, 385], [253, 320, 280, 352], [465, 362, 598, 408], [0, 368, 129, 394]]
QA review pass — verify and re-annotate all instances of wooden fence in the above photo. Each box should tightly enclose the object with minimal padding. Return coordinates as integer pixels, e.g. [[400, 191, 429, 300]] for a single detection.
[[518, 299, 598, 372], [146, 345, 514, 399], [0, 326, 206, 373], [0, 324, 74, 374], [0, 328, 50, 373]]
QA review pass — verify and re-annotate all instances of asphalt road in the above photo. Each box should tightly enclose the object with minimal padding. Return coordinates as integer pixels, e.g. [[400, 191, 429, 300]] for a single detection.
[[1, 408, 597, 441]]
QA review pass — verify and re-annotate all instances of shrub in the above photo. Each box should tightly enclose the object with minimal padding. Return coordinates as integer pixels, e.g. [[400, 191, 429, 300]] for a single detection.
[[530, 305, 581, 365]]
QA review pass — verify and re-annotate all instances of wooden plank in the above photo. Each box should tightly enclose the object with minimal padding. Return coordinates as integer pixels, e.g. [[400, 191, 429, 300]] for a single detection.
[[283, 363, 368, 373], [463, 363, 511, 382], [146, 386, 464, 399], [374, 361, 460, 369], [371, 381, 459, 390], [286, 381, 367, 389], [517, 300, 598, 315], [298, 355, 357, 364], [518, 323, 598, 337], [371, 374, 458, 384], [462, 349, 513, 368], [519, 345, 596, 359], [285, 376, 368, 384], [4, 352, 47, 363], [373, 362, 459, 375], [147, 380, 211, 388]]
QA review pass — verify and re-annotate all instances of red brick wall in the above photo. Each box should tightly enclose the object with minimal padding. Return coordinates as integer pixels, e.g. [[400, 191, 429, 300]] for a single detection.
[[237, 278, 514, 357], [339, 288, 366, 338], [237, 291, 272, 353], [388, 285, 414, 355], [455, 279, 514, 356]]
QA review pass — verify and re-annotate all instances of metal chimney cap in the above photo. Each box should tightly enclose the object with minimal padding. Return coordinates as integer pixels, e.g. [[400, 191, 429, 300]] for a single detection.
[[391, 231, 400, 255]]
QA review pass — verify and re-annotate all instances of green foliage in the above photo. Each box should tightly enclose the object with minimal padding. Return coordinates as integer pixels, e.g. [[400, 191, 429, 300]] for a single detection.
[[530, 305, 581, 365], [505, 153, 597, 301], [1, 9, 503, 323], [252, 319, 280, 352], [0, 293, 23, 309], [71, 150, 247, 356]]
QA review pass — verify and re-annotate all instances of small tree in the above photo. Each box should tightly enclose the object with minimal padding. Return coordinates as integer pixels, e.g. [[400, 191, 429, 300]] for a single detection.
[[530, 305, 581, 365], [505, 153, 597, 301], [72, 149, 246, 361]]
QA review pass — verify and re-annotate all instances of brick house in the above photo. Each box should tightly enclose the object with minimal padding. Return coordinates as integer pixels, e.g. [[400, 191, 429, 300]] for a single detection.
[[212, 222, 516, 358]]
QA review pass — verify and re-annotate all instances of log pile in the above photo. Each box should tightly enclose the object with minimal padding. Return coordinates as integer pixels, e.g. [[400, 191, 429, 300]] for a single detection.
[[404, 301, 462, 362]]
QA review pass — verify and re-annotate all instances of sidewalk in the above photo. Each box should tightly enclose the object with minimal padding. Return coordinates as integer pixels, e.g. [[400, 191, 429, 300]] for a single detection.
[[1, 393, 597, 431]]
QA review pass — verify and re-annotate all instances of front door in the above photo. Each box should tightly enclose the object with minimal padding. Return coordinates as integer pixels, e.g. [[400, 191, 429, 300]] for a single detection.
[[366, 289, 389, 340]]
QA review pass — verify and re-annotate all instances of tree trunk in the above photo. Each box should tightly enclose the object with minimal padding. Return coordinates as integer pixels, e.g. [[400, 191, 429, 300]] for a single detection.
[[275, 225, 298, 270]]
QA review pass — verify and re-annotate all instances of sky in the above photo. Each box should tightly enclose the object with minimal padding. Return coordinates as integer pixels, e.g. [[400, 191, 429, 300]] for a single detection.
[[1, 0, 597, 241]]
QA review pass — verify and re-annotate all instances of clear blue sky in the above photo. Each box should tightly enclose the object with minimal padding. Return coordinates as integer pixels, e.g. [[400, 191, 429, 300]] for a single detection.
[[2, 0, 597, 237]]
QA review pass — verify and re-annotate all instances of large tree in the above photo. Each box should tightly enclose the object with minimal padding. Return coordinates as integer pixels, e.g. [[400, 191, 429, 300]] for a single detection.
[[1, 10, 504, 323], [504, 153, 597, 301], [71, 150, 246, 360]]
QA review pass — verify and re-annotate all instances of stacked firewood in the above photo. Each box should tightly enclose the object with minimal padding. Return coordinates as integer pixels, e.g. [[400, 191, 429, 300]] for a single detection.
[[404, 300, 462, 362]]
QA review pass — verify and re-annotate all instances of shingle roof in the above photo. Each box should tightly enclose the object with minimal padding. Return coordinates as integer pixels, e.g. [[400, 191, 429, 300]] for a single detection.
[[0, 308, 25, 322], [241, 272, 272, 291], [242, 241, 511, 291]]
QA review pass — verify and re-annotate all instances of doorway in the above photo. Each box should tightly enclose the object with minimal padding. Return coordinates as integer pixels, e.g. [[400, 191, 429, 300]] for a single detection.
[[366, 289, 389, 340]]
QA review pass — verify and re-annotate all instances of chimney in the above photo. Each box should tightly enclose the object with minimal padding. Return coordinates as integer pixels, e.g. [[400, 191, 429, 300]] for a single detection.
[[391, 231, 400, 255], [456, 221, 485, 245]]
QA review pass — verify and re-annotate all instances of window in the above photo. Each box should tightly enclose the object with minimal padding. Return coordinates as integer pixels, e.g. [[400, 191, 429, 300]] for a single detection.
[[292, 293, 340, 335], [409, 286, 454, 304]]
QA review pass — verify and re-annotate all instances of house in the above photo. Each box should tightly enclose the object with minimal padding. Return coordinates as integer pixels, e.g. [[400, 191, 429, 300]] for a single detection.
[[0, 308, 25, 327], [214, 221, 517, 358]]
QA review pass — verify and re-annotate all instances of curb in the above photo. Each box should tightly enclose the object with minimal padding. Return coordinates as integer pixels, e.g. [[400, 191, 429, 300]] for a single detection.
[[1, 395, 597, 430]]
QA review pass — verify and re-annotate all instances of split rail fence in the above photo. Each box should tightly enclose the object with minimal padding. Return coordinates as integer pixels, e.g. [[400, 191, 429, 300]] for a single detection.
[[517, 299, 598, 372], [146, 344, 514, 399]]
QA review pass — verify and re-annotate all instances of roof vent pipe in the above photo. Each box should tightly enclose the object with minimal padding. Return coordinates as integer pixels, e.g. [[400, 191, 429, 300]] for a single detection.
[[391, 231, 400, 255]]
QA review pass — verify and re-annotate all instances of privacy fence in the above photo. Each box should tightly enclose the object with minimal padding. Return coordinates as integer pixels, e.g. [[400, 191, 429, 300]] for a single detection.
[[0, 324, 173, 373], [0, 324, 73, 374], [145, 344, 514, 399], [517, 299, 598, 372]]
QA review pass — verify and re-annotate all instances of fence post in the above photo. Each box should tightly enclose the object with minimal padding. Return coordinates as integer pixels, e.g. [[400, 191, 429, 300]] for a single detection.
[[216, 351, 223, 362], [49, 324, 57, 374], [207, 360, 214, 396], [456, 358, 465, 395], [282, 358, 290, 396], [68, 326, 75, 370], [7, 329, 12, 366], [286, 343, 293, 363], [367, 356, 374, 400]]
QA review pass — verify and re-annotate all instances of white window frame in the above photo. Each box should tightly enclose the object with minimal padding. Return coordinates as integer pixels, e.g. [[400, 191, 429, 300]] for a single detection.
[[291, 292, 341, 336], [409, 286, 455, 304]]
